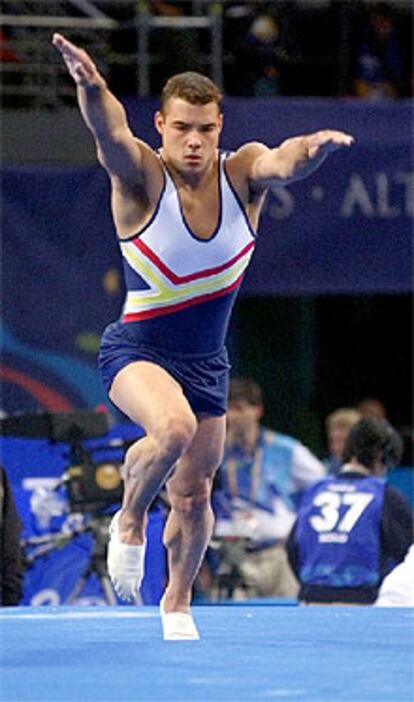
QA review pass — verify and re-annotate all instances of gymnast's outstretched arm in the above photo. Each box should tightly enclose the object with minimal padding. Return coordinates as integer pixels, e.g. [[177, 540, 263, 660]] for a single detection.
[[230, 130, 354, 194], [52, 33, 152, 184]]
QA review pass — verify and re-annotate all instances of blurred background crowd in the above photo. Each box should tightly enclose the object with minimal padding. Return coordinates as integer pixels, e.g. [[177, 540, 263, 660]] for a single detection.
[[1, 0, 413, 107]]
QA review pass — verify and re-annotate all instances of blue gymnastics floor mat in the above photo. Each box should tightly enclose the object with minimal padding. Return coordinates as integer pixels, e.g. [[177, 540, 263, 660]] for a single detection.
[[1, 604, 413, 702]]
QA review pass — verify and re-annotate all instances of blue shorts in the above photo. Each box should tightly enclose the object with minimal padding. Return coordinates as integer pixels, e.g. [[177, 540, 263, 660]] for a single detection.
[[98, 321, 230, 417]]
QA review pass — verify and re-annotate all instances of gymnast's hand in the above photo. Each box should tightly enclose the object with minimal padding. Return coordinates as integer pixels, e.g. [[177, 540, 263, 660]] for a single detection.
[[52, 33, 105, 89], [306, 129, 354, 159]]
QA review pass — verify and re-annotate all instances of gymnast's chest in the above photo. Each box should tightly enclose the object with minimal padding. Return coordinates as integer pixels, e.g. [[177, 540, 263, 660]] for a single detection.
[[140, 190, 253, 277]]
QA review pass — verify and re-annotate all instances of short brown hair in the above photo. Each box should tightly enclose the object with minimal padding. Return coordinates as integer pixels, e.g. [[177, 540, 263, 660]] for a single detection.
[[228, 378, 263, 406], [160, 72, 222, 114]]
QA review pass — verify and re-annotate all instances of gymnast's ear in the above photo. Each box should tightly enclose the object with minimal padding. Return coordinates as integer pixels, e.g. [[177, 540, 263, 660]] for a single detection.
[[154, 111, 164, 136]]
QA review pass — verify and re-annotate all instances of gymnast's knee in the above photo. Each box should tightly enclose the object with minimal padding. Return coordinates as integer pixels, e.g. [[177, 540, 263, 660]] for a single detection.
[[154, 411, 197, 464], [123, 411, 197, 475], [168, 483, 213, 515]]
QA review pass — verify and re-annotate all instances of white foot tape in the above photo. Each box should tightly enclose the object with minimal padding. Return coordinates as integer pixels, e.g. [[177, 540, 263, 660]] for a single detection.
[[107, 511, 146, 602], [160, 595, 200, 641]]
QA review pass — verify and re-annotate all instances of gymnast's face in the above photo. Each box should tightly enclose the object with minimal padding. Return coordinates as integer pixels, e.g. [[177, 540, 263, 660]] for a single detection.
[[155, 98, 222, 176]]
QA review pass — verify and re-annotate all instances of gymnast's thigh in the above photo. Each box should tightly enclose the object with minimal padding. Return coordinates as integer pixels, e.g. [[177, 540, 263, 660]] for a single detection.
[[109, 360, 195, 435]]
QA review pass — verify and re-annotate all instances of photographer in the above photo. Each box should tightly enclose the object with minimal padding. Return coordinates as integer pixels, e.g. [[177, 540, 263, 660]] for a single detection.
[[287, 418, 413, 604]]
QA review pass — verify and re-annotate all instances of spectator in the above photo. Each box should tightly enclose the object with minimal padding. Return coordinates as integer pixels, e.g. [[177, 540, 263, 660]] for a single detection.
[[235, 13, 292, 97], [325, 407, 361, 475], [356, 396, 387, 420], [209, 377, 325, 600], [351, 3, 403, 100], [0, 466, 24, 606], [287, 418, 413, 605], [386, 425, 414, 509]]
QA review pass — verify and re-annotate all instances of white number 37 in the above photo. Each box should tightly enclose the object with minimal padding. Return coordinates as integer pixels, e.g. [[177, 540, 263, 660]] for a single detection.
[[309, 491, 374, 533]]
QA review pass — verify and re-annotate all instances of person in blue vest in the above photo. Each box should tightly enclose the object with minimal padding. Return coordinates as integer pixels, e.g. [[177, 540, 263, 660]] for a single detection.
[[287, 417, 413, 604], [52, 32, 353, 638], [210, 377, 325, 599]]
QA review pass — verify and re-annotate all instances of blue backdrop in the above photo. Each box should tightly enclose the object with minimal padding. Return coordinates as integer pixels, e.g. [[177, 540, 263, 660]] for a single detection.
[[1, 98, 412, 415]]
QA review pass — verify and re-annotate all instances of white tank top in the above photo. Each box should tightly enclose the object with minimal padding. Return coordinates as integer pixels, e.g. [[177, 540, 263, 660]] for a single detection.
[[118, 153, 257, 354]]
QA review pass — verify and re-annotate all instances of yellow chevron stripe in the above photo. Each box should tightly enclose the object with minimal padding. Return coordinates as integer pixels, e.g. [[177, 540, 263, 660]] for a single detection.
[[122, 244, 171, 294], [122, 243, 253, 313]]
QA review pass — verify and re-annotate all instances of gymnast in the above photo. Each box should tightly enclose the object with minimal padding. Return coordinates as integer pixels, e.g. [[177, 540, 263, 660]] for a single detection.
[[53, 32, 353, 639]]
